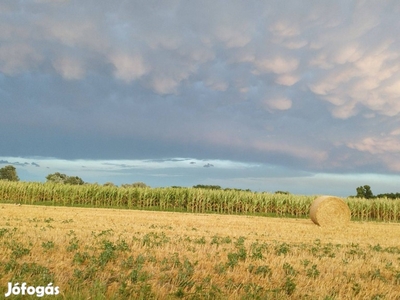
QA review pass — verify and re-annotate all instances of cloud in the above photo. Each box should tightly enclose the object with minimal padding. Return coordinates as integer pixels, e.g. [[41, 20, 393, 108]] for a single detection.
[[149, 77, 181, 95], [269, 20, 300, 38], [275, 74, 300, 86], [110, 53, 149, 83], [263, 97, 293, 111], [307, 25, 400, 119], [346, 136, 400, 172], [347, 137, 400, 155], [0, 159, 35, 167], [52, 56, 85, 80], [254, 56, 299, 75], [0, 43, 43, 75], [2, 0, 400, 191]]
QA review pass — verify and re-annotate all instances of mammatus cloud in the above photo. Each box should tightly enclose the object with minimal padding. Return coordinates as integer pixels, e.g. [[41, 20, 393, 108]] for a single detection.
[[52, 56, 86, 80], [1, 1, 400, 188], [347, 136, 400, 171], [110, 53, 149, 83], [0, 43, 43, 75], [263, 97, 292, 111], [347, 137, 400, 155], [1, 1, 399, 119]]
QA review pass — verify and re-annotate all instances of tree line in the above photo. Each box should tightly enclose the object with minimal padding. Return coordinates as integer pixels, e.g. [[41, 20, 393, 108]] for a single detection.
[[0, 165, 147, 188], [353, 185, 400, 200]]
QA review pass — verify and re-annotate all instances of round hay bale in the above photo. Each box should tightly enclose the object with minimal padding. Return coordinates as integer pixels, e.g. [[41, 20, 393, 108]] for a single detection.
[[309, 196, 351, 227]]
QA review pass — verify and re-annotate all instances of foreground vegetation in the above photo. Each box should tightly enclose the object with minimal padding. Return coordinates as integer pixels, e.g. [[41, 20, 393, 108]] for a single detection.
[[1, 205, 399, 299], [0, 181, 400, 222]]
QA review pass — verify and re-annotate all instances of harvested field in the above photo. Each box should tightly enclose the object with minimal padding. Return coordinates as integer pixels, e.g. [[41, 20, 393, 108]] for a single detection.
[[1, 204, 400, 299]]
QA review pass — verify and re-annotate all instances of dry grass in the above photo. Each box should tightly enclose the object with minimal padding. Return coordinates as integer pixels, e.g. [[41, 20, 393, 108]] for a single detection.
[[1, 204, 400, 299]]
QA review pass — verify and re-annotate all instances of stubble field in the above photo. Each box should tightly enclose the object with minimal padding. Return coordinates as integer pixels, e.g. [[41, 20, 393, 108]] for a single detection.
[[0, 204, 400, 299]]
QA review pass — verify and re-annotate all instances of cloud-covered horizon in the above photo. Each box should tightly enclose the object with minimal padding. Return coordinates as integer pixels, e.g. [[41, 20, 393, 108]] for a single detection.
[[1, 1, 400, 195]]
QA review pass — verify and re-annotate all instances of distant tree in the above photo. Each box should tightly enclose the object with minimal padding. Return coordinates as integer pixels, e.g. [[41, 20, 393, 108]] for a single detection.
[[223, 187, 252, 192], [65, 176, 84, 185], [375, 192, 400, 199], [356, 185, 374, 199], [121, 182, 148, 188], [103, 182, 116, 187], [132, 182, 148, 188], [364, 185, 374, 199], [0, 165, 20, 181], [46, 172, 67, 183], [275, 191, 290, 195], [193, 184, 221, 190], [46, 172, 84, 185]]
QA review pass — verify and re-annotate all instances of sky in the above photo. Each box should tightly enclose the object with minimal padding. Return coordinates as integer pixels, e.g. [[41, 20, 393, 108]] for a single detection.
[[1, 0, 400, 197]]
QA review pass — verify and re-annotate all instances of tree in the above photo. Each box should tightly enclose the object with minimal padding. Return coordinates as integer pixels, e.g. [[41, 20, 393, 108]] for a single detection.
[[65, 176, 84, 185], [275, 191, 290, 195], [46, 172, 68, 184], [121, 182, 148, 188], [356, 185, 374, 199], [193, 184, 221, 190], [46, 172, 84, 185], [375, 192, 400, 199], [0, 165, 19, 181]]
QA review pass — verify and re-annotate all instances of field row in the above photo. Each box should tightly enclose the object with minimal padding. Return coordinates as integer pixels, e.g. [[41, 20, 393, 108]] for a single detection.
[[0, 181, 400, 222]]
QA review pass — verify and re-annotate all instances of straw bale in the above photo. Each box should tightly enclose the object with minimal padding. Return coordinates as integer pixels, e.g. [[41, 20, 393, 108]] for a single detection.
[[310, 195, 351, 227]]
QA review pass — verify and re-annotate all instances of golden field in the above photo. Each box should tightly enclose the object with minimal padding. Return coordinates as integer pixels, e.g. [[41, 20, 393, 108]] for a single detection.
[[0, 204, 400, 299]]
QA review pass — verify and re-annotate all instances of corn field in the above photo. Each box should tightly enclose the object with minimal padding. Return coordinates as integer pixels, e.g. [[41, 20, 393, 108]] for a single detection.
[[0, 180, 399, 222]]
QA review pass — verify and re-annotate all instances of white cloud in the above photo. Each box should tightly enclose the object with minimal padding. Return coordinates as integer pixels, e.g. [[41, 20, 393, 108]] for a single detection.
[[333, 44, 363, 64], [254, 56, 299, 75], [390, 128, 400, 136], [110, 54, 149, 83], [215, 26, 252, 48], [275, 74, 299, 86], [149, 77, 180, 95], [330, 101, 358, 119], [347, 136, 400, 172], [263, 97, 292, 111], [383, 80, 400, 97], [308, 53, 334, 69], [205, 80, 229, 91], [308, 40, 400, 118], [347, 137, 400, 155], [269, 20, 300, 38]]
